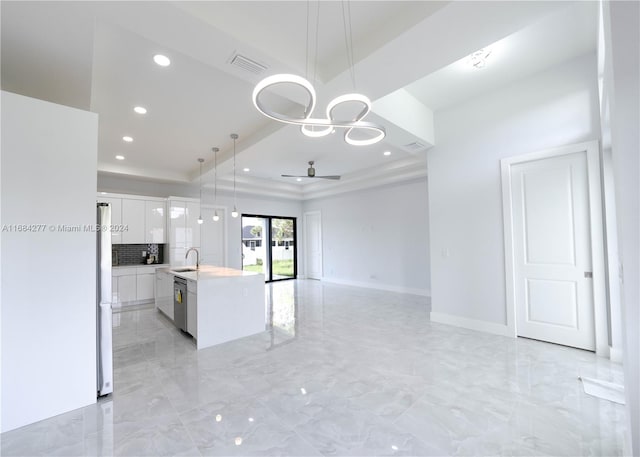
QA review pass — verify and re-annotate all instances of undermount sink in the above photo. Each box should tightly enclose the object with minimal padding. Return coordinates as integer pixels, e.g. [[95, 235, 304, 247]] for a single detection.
[[171, 267, 197, 273]]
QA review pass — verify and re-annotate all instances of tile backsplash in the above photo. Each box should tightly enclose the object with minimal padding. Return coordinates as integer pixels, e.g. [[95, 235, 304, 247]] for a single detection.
[[113, 244, 165, 266]]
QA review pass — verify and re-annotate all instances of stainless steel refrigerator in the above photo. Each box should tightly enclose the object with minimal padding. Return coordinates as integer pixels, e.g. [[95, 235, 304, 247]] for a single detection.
[[97, 203, 113, 396]]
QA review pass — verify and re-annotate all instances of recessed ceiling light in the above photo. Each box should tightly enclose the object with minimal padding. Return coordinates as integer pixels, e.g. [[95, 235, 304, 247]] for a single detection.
[[243, 168, 250, 172], [383, 151, 391, 156], [153, 54, 171, 67], [296, 178, 302, 182], [115, 155, 125, 160], [122, 136, 133, 142], [134, 106, 147, 114]]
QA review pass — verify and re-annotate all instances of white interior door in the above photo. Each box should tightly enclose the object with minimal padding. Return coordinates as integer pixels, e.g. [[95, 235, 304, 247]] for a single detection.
[[510, 151, 595, 350], [304, 211, 322, 280]]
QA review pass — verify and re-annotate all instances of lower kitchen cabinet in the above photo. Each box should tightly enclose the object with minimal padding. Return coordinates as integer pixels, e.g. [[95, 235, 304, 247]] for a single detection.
[[155, 270, 174, 320], [136, 266, 156, 302], [113, 268, 137, 305], [113, 265, 167, 306]]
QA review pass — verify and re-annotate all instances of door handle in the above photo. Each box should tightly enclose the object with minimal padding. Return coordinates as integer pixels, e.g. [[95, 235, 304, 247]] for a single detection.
[[584, 272, 593, 278]]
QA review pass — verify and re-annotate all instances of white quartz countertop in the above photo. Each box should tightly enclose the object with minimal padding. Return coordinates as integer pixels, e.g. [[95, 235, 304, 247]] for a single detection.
[[162, 265, 262, 281], [113, 263, 169, 269]]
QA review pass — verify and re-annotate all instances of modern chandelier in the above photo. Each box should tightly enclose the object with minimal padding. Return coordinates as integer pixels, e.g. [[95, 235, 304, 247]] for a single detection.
[[252, 1, 385, 146]]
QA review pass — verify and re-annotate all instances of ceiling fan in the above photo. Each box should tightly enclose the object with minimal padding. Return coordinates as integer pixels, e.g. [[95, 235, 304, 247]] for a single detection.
[[282, 161, 341, 180]]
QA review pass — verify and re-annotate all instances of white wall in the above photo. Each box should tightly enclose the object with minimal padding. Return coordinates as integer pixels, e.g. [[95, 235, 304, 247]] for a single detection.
[[427, 53, 600, 329], [602, 1, 640, 454], [1, 91, 98, 432], [303, 178, 430, 295], [97, 174, 303, 271]]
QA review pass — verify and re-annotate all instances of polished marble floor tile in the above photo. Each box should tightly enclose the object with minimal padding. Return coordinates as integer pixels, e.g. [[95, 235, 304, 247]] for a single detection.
[[0, 280, 627, 456]]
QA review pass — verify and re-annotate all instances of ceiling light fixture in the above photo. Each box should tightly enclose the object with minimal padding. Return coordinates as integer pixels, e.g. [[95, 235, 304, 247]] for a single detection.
[[115, 155, 125, 160], [252, 2, 385, 146], [230, 133, 239, 218], [468, 48, 492, 69], [383, 151, 391, 156], [153, 54, 171, 67], [122, 136, 133, 142], [243, 168, 250, 172], [197, 158, 204, 225], [212, 147, 220, 222], [296, 178, 302, 182], [134, 106, 147, 114]]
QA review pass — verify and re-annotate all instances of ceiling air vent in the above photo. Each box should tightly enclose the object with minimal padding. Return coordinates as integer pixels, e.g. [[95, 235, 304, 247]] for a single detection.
[[402, 141, 427, 152], [229, 53, 267, 75]]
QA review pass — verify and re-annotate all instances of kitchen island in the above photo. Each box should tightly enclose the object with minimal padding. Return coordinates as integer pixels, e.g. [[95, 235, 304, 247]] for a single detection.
[[155, 265, 265, 349]]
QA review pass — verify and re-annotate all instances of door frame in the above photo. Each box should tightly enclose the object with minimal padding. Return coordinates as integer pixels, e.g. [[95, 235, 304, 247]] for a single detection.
[[303, 210, 323, 280], [501, 140, 608, 356], [241, 213, 297, 282]]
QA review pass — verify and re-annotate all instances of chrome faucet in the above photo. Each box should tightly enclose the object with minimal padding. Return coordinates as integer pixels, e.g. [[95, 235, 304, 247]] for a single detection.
[[185, 247, 200, 269]]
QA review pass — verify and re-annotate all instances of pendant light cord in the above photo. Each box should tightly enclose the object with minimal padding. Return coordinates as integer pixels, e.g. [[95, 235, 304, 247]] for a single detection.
[[305, 1, 321, 114], [197, 158, 204, 222], [231, 134, 238, 207], [213, 148, 217, 204], [313, 1, 320, 88], [305, 0, 310, 81], [341, 0, 356, 91]]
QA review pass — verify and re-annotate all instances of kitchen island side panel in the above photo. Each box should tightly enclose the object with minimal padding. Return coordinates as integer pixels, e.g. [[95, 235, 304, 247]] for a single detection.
[[196, 274, 266, 349]]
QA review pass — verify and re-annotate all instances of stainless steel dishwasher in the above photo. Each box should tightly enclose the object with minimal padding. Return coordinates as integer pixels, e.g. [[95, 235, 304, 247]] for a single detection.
[[173, 276, 187, 332]]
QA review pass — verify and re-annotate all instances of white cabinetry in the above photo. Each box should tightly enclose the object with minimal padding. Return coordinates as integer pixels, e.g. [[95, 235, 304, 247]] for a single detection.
[[113, 265, 167, 306], [168, 198, 201, 265], [121, 199, 145, 244], [97, 194, 166, 244], [113, 267, 137, 304], [187, 280, 197, 337], [145, 200, 165, 243], [155, 270, 174, 320], [136, 266, 156, 301]]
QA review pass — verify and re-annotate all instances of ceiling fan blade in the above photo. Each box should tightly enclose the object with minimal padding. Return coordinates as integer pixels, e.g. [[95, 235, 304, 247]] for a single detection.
[[281, 174, 341, 180]]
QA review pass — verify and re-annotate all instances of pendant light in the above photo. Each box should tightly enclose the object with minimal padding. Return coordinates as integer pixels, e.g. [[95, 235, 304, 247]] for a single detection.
[[197, 158, 204, 224], [252, 1, 385, 146], [230, 133, 239, 218], [212, 147, 220, 222]]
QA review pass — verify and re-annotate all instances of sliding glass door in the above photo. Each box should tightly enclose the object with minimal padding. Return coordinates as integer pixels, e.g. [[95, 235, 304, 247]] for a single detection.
[[270, 218, 295, 280], [241, 214, 296, 282]]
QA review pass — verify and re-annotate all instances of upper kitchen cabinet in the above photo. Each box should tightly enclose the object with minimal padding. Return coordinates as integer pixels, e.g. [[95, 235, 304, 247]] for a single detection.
[[168, 199, 187, 249], [121, 198, 145, 244], [97, 194, 166, 244], [145, 200, 166, 243], [168, 198, 201, 250]]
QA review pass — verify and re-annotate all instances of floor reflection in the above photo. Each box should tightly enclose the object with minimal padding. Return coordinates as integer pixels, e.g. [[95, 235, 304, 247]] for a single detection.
[[0, 280, 626, 457], [266, 280, 297, 348]]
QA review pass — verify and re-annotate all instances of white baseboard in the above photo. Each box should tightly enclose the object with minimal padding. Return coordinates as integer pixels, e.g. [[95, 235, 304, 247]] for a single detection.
[[609, 345, 624, 363], [429, 311, 512, 337], [320, 276, 430, 297]]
